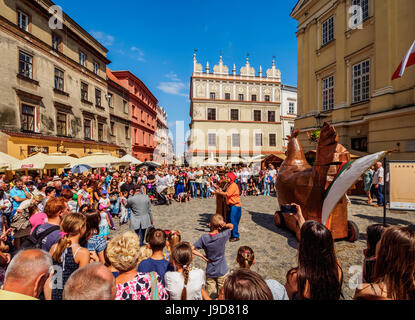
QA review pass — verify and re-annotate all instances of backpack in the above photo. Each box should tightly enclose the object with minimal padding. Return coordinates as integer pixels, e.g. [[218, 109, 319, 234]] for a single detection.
[[20, 225, 61, 250]]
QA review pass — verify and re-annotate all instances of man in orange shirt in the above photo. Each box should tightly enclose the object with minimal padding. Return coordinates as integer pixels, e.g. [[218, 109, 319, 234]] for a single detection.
[[214, 172, 242, 242]]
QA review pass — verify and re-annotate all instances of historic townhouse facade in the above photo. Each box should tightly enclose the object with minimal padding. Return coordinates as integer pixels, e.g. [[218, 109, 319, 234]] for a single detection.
[[291, 0, 415, 159], [188, 54, 285, 166], [112, 71, 158, 162], [154, 105, 174, 165], [281, 85, 298, 148], [0, 0, 119, 159], [106, 69, 131, 157]]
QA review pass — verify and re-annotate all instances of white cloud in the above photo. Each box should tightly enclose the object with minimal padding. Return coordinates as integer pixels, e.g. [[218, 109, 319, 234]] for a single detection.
[[131, 46, 146, 62], [165, 72, 180, 82], [90, 31, 115, 46], [157, 82, 188, 97]]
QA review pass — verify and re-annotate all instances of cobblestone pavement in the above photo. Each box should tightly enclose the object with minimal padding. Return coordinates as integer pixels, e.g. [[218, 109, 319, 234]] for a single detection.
[[111, 195, 415, 300]]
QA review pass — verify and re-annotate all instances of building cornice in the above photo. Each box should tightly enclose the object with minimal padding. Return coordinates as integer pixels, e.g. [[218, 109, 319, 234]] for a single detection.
[[0, 16, 108, 86], [191, 98, 281, 105], [191, 75, 281, 85]]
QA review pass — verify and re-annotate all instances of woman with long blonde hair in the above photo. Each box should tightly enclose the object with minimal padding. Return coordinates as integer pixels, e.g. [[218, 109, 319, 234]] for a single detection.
[[47, 213, 94, 300]]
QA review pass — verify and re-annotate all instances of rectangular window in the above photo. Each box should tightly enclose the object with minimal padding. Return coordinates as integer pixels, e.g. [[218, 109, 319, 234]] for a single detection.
[[125, 126, 130, 139], [208, 133, 216, 147], [289, 102, 295, 114], [265, 95, 270, 102], [210, 92, 215, 100], [57, 112, 67, 136], [52, 34, 62, 52], [268, 111, 276, 122], [351, 137, 368, 152], [230, 109, 239, 121], [17, 11, 29, 31], [232, 133, 240, 148], [21, 104, 35, 132], [238, 94, 244, 101], [269, 133, 277, 147], [98, 123, 104, 141], [251, 95, 257, 101], [84, 119, 91, 139], [322, 16, 334, 46], [54, 68, 64, 91], [322, 75, 334, 111], [79, 51, 86, 67], [81, 82, 88, 101], [254, 110, 262, 122], [225, 93, 231, 100], [110, 121, 115, 135], [207, 108, 216, 121], [352, 0, 369, 25], [123, 100, 128, 113], [95, 89, 101, 106], [19, 51, 33, 79], [353, 60, 370, 103], [108, 93, 113, 108], [255, 133, 263, 147], [93, 62, 99, 75]]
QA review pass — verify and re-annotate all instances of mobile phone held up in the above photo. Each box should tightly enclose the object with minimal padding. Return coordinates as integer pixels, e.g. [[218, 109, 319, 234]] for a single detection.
[[280, 204, 297, 214]]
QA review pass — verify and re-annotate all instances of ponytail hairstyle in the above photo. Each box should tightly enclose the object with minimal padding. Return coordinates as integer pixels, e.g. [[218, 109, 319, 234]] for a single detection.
[[236, 246, 255, 269], [52, 213, 86, 263], [167, 230, 182, 251], [171, 242, 193, 300]]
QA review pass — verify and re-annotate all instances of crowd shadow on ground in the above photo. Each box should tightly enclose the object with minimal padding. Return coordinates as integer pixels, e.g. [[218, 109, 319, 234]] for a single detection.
[[195, 213, 212, 232], [354, 213, 415, 230], [247, 210, 298, 249]]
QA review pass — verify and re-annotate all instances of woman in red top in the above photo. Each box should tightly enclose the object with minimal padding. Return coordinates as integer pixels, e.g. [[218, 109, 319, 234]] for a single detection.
[[214, 172, 242, 242]]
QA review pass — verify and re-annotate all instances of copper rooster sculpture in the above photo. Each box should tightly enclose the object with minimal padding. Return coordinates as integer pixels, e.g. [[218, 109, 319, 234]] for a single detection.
[[275, 122, 357, 241]]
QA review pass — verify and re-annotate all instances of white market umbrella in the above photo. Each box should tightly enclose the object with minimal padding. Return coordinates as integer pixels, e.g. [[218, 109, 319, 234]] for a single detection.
[[12, 152, 71, 171], [71, 153, 130, 168], [322, 151, 387, 226], [121, 154, 143, 165], [0, 152, 19, 170]]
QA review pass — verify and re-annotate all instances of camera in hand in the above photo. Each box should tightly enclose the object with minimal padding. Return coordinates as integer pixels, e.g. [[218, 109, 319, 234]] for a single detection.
[[280, 204, 297, 214]]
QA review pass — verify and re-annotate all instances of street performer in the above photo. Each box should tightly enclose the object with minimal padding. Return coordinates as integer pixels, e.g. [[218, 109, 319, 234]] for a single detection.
[[213, 172, 242, 243]]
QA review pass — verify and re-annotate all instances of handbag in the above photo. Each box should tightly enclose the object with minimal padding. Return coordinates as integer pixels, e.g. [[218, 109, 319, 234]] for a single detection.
[[10, 210, 31, 231], [149, 271, 160, 300]]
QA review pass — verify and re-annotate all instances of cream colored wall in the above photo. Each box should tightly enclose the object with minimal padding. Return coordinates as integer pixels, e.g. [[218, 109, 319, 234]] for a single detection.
[[292, 0, 415, 159]]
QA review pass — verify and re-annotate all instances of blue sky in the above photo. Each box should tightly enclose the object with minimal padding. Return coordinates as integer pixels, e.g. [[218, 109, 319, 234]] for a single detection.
[[54, 0, 299, 152]]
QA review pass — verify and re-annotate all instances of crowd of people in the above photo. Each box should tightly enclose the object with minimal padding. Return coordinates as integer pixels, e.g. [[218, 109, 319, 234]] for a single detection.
[[0, 164, 414, 300]]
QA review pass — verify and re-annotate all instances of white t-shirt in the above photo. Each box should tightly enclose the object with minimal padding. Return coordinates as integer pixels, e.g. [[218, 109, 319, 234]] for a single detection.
[[241, 171, 250, 183], [164, 269, 205, 300], [372, 167, 385, 186], [269, 169, 277, 181]]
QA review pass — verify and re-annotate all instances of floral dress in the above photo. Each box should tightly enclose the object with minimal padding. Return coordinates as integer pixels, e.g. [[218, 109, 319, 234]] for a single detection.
[[115, 272, 169, 300]]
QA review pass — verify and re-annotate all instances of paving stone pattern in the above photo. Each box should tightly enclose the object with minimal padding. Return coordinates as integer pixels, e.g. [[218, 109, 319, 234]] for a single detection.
[[111, 195, 415, 300]]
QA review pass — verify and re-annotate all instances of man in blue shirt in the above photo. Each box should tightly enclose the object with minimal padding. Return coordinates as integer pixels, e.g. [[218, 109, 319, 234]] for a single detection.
[[9, 179, 31, 220]]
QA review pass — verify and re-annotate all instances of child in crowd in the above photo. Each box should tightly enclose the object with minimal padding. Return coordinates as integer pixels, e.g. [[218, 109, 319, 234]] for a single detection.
[[98, 201, 111, 241], [28, 204, 47, 235], [99, 190, 115, 231], [164, 242, 207, 300], [177, 191, 190, 203], [119, 191, 128, 225], [363, 224, 389, 283], [235, 246, 289, 300], [192, 214, 233, 298], [137, 229, 174, 286], [47, 213, 93, 300], [83, 209, 107, 264], [165, 230, 181, 262]]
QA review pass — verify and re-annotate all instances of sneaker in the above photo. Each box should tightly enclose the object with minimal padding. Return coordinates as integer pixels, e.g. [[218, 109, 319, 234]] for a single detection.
[[229, 238, 240, 243]]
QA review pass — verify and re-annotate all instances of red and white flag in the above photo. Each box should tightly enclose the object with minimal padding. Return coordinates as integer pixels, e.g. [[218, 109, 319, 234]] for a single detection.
[[392, 40, 415, 80]]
